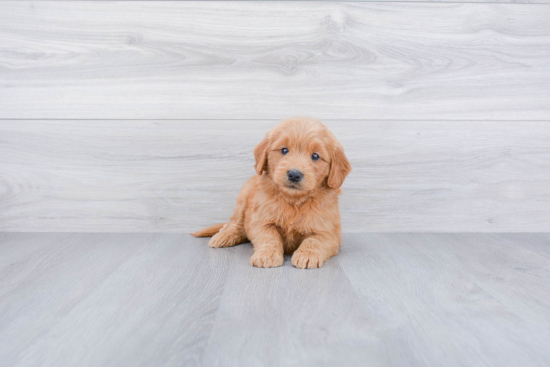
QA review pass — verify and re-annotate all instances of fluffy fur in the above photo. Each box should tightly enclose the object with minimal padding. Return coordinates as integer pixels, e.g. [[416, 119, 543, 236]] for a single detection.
[[192, 116, 351, 269]]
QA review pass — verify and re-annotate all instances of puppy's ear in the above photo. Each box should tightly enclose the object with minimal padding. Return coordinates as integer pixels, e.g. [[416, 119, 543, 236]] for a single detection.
[[327, 142, 351, 189], [254, 133, 270, 175]]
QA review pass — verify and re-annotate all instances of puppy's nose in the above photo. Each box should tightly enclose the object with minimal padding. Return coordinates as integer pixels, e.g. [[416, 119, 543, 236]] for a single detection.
[[287, 169, 303, 183]]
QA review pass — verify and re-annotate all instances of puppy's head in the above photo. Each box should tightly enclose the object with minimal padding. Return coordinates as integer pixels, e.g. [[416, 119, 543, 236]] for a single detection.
[[254, 117, 351, 197]]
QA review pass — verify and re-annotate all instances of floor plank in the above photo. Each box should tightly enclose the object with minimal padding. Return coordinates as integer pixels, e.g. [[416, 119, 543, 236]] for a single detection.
[[1, 233, 550, 366], [0, 233, 232, 367], [497, 233, 550, 259], [203, 245, 388, 367], [415, 233, 550, 325], [1, 2, 549, 119], [0, 233, 153, 365], [339, 233, 550, 367]]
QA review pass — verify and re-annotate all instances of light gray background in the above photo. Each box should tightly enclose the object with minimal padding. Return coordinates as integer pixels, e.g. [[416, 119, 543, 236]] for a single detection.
[[1, 1, 549, 233]]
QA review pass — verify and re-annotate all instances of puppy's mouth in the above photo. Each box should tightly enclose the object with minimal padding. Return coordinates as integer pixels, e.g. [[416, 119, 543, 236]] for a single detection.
[[285, 182, 302, 190]]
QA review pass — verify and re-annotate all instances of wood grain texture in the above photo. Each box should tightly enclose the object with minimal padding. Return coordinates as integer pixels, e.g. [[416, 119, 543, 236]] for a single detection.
[[0, 233, 233, 367], [1, 233, 550, 366], [0, 233, 154, 366], [1, 119, 549, 233], [203, 245, 388, 367], [3, 0, 549, 3], [499, 233, 550, 258], [0, 2, 549, 119], [338, 233, 550, 367], [417, 233, 550, 325]]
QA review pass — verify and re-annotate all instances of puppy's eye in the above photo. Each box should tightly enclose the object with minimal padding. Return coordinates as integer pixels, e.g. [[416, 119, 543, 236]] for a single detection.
[[281, 148, 289, 155], [312, 153, 320, 161]]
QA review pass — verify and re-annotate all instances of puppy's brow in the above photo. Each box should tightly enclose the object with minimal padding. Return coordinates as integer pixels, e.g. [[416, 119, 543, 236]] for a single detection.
[[272, 136, 290, 149]]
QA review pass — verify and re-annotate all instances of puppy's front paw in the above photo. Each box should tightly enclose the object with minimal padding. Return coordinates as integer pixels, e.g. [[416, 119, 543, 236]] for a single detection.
[[251, 248, 284, 268], [209, 228, 241, 248], [292, 248, 326, 269]]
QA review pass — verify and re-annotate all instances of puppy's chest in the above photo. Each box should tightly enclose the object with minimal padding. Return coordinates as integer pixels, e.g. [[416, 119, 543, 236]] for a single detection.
[[269, 203, 317, 236]]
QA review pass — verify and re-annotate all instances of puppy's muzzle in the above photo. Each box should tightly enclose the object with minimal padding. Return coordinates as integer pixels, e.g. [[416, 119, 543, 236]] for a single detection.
[[287, 169, 303, 183]]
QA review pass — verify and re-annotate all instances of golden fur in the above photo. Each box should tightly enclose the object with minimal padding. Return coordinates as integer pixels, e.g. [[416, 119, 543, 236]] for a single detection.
[[192, 116, 351, 269]]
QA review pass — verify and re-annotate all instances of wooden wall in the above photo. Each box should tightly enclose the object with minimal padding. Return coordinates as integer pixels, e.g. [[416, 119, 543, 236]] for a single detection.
[[1, 2, 549, 232]]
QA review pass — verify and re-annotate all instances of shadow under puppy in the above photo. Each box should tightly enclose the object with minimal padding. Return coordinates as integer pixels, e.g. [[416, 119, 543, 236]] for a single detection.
[[192, 116, 351, 269]]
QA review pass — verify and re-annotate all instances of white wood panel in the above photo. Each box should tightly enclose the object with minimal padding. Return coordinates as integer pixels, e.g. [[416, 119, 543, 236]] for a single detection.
[[0, 2, 549, 119], [1, 119, 549, 232], [3, 0, 549, 3]]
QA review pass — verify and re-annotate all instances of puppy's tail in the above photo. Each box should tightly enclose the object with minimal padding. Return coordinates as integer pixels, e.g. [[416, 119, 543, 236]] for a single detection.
[[191, 223, 226, 237]]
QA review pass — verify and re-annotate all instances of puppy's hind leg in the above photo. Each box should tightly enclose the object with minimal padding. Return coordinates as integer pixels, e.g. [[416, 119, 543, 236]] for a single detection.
[[208, 178, 253, 248], [208, 223, 247, 248]]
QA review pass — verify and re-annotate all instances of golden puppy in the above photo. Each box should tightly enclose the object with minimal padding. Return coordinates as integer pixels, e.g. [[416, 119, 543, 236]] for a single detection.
[[192, 116, 351, 269]]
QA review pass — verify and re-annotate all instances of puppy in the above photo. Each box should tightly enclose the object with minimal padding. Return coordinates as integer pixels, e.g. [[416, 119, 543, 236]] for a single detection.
[[192, 116, 351, 269]]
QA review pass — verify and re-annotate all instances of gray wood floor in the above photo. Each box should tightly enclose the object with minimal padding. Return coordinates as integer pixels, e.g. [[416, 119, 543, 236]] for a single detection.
[[1, 232, 549, 367]]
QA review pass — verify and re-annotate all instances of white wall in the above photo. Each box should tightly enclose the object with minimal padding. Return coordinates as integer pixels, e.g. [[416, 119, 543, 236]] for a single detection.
[[1, 2, 549, 232]]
